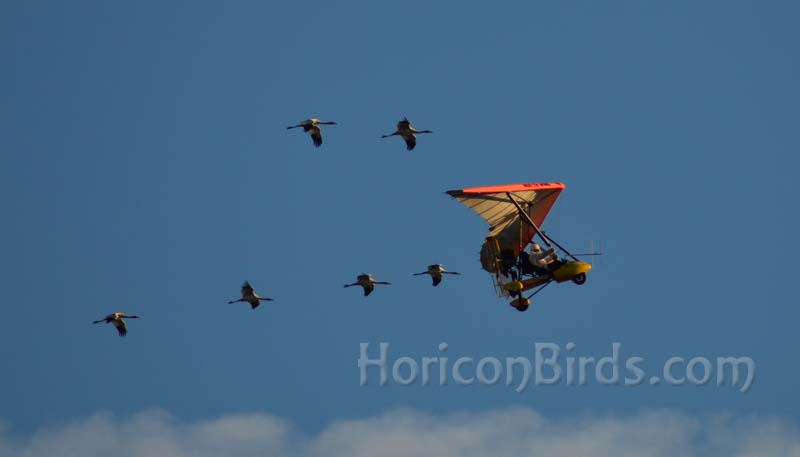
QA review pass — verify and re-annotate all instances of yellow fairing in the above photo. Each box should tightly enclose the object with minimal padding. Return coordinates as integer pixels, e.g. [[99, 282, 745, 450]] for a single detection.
[[520, 276, 551, 291], [503, 281, 524, 293], [552, 261, 592, 282]]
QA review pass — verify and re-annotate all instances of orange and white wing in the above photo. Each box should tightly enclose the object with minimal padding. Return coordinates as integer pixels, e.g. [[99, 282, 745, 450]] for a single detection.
[[446, 182, 565, 270]]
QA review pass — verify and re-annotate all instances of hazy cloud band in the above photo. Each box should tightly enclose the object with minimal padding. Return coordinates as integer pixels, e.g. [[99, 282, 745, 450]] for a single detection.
[[1, 408, 798, 457]]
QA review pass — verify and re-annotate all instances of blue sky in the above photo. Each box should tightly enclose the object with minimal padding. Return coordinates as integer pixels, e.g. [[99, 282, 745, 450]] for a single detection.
[[2, 0, 799, 450]]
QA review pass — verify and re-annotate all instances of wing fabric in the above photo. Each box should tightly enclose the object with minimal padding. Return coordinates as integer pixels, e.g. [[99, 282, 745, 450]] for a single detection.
[[446, 182, 565, 272]]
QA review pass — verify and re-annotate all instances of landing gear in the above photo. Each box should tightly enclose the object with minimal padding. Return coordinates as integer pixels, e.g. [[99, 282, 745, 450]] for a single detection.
[[572, 273, 586, 285], [510, 297, 531, 312]]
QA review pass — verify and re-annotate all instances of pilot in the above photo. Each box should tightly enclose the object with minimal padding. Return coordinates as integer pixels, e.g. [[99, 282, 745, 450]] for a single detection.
[[528, 243, 557, 275]]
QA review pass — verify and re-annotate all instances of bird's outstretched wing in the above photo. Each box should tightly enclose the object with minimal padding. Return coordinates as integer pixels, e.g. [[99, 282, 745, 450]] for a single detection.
[[113, 320, 127, 337], [309, 126, 322, 147], [94, 313, 114, 324], [241, 282, 254, 297], [403, 134, 416, 151]]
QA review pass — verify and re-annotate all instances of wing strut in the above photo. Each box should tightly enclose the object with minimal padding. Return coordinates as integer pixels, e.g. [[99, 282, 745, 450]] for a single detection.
[[542, 230, 581, 262], [506, 192, 582, 261], [505, 192, 553, 248], [526, 279, 553, 299]]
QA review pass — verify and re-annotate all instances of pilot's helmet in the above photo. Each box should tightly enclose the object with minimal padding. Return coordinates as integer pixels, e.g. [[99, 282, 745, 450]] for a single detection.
[[531, 243, 542, 253]]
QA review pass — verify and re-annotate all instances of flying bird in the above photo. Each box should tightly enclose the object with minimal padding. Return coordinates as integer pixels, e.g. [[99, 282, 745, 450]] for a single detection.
[[413, 264, 461, 286], [287, 118, 338, 147], [381, 117, 432, 151], [93, 312, 140, 337], [344, 273, 391, 296], [228, 281, 274, 309]]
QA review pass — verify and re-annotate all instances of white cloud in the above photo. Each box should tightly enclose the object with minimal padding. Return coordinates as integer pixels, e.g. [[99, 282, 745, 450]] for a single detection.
[[1, 408, 798, 457]]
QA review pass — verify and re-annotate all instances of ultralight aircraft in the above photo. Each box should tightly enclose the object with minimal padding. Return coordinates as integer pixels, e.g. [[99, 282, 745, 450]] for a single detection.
[[447, 182, 595, 311]]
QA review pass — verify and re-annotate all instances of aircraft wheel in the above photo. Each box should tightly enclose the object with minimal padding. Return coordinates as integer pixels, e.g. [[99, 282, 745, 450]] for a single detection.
[[572, 273, 587, 285], [511, 301, 530, 312]]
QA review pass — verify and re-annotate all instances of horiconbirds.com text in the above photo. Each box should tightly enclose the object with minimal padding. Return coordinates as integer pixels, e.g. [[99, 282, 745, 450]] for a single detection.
[[358, 342, 755, 393]]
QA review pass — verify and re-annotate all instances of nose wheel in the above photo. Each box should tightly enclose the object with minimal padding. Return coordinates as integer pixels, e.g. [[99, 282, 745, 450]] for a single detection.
[[572, 273, 587, 285]]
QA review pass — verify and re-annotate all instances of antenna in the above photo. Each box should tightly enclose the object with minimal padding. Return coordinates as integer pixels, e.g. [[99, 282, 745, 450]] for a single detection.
[[598, 240, 603, 267], [564, 240, 603, 264], [587, 240, 603, 267]]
